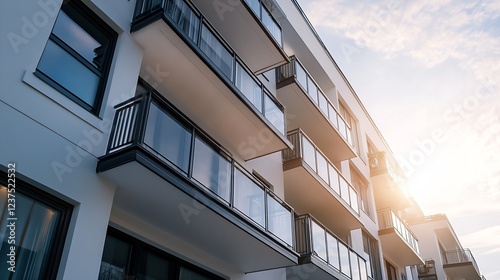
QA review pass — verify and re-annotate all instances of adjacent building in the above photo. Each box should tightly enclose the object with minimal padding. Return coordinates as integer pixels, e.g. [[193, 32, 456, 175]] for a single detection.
[[0, 0, 486, 279]]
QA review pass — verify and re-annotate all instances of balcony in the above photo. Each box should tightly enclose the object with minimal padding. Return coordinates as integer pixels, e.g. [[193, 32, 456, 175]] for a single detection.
[[97, 92, 297, 272], [417, 259, 438, 280], [443, 249, 482, 280], [369, 151, 410, 210], [191, 0, 288, 73], [377, 209, 423, 266], [277, 56, 356, 162], [282, 129, 362, 238], [131, 0, 291, 160], [291, 214, 373, 280]]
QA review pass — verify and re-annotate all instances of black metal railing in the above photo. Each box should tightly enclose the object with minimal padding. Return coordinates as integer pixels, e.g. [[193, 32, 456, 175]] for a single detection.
[[295, 214, 373, 280], [276, 56, 354, 147], [132, 0, 285, 134], [283, 129, 360, 215], [106, 92, 294, 247]]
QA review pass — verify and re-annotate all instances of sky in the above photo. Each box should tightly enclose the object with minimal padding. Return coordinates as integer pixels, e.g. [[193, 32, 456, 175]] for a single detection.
[[295, 0, 500, 278]]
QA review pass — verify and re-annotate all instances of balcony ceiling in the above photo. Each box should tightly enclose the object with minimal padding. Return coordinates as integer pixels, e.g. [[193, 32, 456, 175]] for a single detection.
[[283, 159, 362, 239], [444, 263, 482, 280], [99, 155, 297, 272], [286, 256, 349, 280], [192, 0, 288, 73], [379, 229, 424, 266], [277, 83, 356, 163], [132, 20, 291, 160]]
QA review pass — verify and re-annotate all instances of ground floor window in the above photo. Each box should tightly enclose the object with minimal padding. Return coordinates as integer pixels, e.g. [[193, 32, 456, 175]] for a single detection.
[[99, 227, 224, 280], [0, 169, 72, 280]]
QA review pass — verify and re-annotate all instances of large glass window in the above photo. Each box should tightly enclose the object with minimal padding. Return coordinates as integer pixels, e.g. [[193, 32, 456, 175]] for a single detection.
[[35, 1, 117, 114], [0, 173, 72, 280], [99, 228, 223, 280], [144, 103, 192, 173], [192, 137, 231, 202]]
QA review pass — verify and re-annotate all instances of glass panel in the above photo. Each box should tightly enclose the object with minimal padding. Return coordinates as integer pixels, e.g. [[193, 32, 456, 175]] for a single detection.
[[318, 93, 329, 117], [338, 118, 348, 140], [359, 257, 368, 280], [235, 62, 262, 112], [52, 11, 102, 68], [339, 177, 350, 205], [0, 186, 61, 280], [234, 169, 265, 227], [311, 221, 327, 261], [316, 152, 329, 185], [295, 61, 307, 91], [301, 136, 316, 171], [137, 250, 170, 280], [328, 104, 339, 129], [144, 103, 192, 173], [339, 242, 351, 277], [261, 7, 282, 46], [350, 187, 359, 213], [328, 164, 340, 195], [99, 235, 131, 280], [307, 76, 318, 105], [166, 0, 200, 43], [264, 94, 284, 134], [179, 266, 212, 280], [246, 0, 260, 15], [267, 194, 292, 245], [351, 251, 361, 280], [327, 234, 340, 270], [200, 24, 233, 80], [192, 137, 231, 202], [38, 40, 100, 106]]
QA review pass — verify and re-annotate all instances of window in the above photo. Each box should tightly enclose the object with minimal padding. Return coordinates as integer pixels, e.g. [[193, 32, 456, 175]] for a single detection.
[[386, 260, 398, 280], [0, 171, 72, 280], [363, 232, 382, 280], [339, 102, 359, 152], [35, 1, 117, 114], [99, 227, 223, 280], [351, 169, 370, 216]]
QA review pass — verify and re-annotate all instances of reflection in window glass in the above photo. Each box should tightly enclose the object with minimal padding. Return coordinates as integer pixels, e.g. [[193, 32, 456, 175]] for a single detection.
[[180, 266, 213, 280], [138, 251, 170, 280], [144, 103, 192, 173], [0, 185, 64, 280], [233, 169, 265, 227], [99, 235, 131, 280], [192, 137, 231, 202], [166, 0, 200, 43], [38, 40, 100, 106], [312, 221, 327, 261]]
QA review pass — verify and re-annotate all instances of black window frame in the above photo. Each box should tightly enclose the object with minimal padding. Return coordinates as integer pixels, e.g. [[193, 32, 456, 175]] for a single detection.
[[100, 227, 225, 280], [35, 0, 117, 115], [0, 169, 73, 280]]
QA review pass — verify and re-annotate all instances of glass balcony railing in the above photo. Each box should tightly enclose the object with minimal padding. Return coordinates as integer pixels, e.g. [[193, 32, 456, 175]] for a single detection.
[[277, 56, 354, 147], [368, 151, 408, 195], [106, 91, 294, 247], [133, 0, 285, 134], [244, 0, 283, 47], [377, 209, 420, 255], [283, 129, 360, 215], [295, 215, 373, 280], [443, 249, 481, 275]]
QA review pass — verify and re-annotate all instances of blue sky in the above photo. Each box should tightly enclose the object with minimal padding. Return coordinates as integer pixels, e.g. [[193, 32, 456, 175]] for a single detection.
[[296, 0, 500, 278]]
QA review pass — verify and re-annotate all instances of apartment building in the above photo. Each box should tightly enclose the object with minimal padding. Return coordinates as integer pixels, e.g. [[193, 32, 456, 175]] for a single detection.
[[0, 0, 485, 279]]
